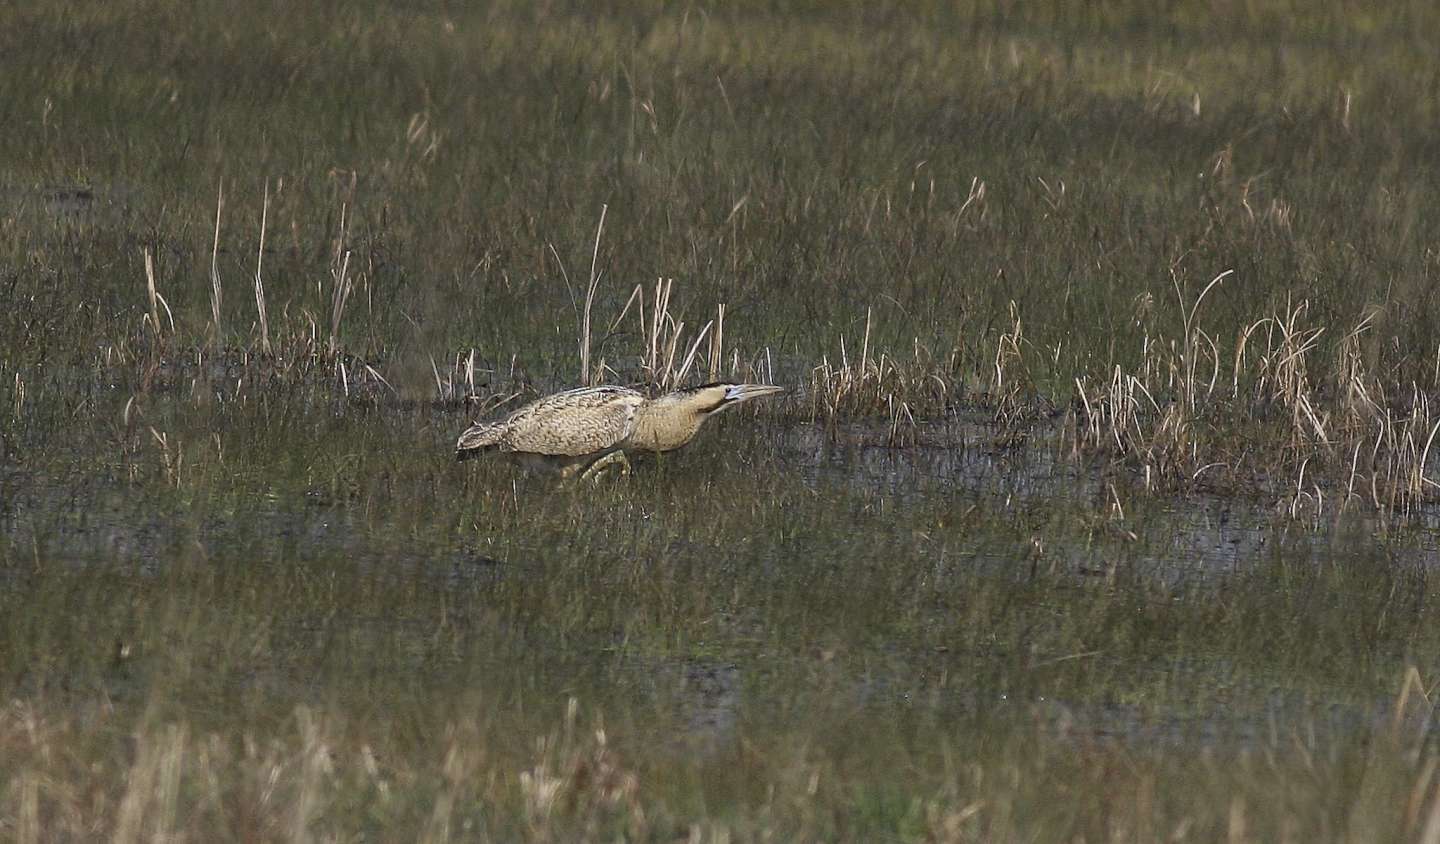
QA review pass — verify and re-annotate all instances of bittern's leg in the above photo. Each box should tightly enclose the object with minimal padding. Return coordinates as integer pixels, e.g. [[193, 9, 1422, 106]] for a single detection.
[[578, 450, 631, 482]]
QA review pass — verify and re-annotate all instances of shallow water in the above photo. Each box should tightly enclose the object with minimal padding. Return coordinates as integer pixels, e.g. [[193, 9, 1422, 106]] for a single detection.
[[4, 382, 1428, 769]]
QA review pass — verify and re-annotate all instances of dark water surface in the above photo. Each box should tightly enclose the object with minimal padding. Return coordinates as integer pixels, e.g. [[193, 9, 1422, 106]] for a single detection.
[[4, 382, 1433, 764]]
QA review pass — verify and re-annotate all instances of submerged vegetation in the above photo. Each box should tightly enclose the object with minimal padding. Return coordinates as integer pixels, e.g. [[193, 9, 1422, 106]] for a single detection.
[[4, 0, 1440, 839]]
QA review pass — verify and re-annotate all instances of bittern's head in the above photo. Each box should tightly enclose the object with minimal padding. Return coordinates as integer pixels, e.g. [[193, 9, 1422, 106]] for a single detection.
[[680, 382, 785, 415]]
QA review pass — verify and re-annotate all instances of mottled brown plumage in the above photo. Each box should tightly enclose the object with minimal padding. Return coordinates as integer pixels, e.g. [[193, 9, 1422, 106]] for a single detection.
[[455, 383, 783, 479]]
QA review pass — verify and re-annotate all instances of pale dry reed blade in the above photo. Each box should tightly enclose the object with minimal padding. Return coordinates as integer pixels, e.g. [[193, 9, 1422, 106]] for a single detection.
[[646, 277, 674, 383], [142, 247, 174, 338], [326, 200, 352, 356], [209, 181, 224, 345], [660, 315, 684, 389], [992, 301, 1026, 414], [11, 371, 25, 421], [1173, 268, 1231, 409], [590, 278, 741, 393], [710, 302, 725, 380], [673, 319, 714, 388], [631, 276, 700, 391], [253, 181, 272, 355], [328, 249, 353, 356], [861, 306, 871, 376], [579, 204, 608, 385], [606, 283, 645, 339], [430, 355, 449, 400]]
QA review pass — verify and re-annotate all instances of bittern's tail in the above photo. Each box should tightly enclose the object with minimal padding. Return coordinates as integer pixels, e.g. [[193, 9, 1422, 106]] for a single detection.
[[455, 421, 505, 461]]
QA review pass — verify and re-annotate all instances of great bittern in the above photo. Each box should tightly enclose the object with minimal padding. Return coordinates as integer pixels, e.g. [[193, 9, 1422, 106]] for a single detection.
[[455, 383, 783, 479]]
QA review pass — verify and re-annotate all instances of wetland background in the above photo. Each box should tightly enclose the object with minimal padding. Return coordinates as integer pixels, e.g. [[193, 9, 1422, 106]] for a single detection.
[[4, 0, 1440, 839]]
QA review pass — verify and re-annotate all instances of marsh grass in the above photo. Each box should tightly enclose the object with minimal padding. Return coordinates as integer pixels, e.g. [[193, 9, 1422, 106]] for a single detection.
[[2, 448, 1439, 839], [3, 684, 1438, 841], [4, 404, 1440, 835], [5, 0, 1439, 510], [6, 0, 1440, 838], [1066, 289, 1440, 515]]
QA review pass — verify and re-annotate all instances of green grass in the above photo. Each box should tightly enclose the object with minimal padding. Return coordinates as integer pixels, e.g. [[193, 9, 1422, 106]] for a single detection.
[[5, 0, 1440, 374], [4, 0, 1440, 839], [4, 444, 1438, 838]]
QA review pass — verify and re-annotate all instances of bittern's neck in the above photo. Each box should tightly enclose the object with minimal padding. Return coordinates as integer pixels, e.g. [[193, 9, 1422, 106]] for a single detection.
[[628, 388, 724, 452]]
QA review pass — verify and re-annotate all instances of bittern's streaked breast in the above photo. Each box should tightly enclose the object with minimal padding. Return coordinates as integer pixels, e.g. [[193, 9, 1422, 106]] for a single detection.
[[455, 383, 783, 478]]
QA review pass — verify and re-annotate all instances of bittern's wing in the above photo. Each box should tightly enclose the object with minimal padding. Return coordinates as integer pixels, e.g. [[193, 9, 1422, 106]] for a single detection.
[[500, 386, 644, 456]]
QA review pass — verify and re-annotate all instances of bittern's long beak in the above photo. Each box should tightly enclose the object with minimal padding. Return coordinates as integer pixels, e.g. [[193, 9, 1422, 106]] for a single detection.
[[721, 384, 784, 406]]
